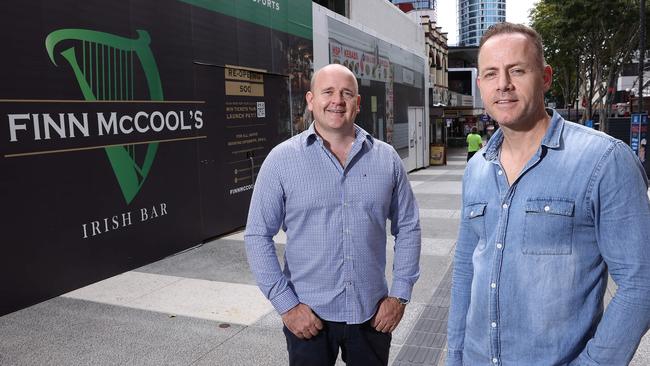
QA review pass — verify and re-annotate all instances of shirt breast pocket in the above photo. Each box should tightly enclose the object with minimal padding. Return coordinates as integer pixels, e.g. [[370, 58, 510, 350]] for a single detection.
[[522, 198, 575, 255], [464, 202, 487, 243]]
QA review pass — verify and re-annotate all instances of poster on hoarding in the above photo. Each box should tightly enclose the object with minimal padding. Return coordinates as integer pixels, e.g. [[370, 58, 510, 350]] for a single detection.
[[630, 113, 648, 165], [0, 0, 312, 316], [330, 43, 390, 83]]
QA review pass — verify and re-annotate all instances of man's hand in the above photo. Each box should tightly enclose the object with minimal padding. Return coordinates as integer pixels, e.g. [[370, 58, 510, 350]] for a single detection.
[[281, 303, 323, 339], [370, 297, 406, 333]]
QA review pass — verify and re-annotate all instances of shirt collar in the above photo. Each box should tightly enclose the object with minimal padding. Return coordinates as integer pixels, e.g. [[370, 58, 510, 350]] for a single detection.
[[483, 108, 564, 161], [303, 121, 374, 147], [540, 109, 564, 149]]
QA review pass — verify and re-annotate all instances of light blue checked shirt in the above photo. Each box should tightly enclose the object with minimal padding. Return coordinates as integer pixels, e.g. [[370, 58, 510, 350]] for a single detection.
[[245, 123, 421, 324]]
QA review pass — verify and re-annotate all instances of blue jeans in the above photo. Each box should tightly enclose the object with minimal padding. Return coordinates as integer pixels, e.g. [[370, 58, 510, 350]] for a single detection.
[[283, 320, 391, 366]]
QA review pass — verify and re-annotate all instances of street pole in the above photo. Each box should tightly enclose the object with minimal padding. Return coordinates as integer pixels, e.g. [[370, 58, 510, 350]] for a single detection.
[[575, 56, 580, 122], [641, 0, 648, 175], [640, 0, 645, 115]]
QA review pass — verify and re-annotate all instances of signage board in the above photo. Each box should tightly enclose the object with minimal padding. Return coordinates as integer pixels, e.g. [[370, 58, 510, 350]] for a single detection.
[[0, 0, 313, 315]]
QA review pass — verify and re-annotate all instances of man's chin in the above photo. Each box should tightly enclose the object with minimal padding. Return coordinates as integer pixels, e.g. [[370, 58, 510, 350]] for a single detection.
[[487, 111, 518, 124], [316, 120, 352, 130]]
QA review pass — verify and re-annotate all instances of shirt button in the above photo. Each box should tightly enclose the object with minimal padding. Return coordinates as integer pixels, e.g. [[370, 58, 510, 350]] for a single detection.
[[497, 170, 503, 175], [492, 358, 498, 364], [491, 283, 496, 289], [544, 205, 550, 212], [502, 203, 508, 209], [491, 322, 497, 328], [470, 210, 475, 216], [496, 243, 503, 249]]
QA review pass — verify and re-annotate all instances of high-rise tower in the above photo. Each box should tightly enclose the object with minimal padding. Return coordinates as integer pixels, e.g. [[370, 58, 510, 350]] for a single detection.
[[458, 0, 506, 46]]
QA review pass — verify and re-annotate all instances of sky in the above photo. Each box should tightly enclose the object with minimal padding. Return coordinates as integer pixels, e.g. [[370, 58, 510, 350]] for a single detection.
[[436, 0, 538, 45]]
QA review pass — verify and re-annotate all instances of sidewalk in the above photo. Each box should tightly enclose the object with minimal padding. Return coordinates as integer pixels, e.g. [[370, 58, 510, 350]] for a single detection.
[[1, 148, 648, 365]]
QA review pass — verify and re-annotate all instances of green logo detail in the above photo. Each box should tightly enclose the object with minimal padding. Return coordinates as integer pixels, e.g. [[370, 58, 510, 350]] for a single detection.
[[46, 29, 163, 204]]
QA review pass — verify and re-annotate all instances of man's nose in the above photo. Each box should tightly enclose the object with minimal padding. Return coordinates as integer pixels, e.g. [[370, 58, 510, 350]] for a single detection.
[[331, 92, 346, 104], [497, 72, 512, 91]]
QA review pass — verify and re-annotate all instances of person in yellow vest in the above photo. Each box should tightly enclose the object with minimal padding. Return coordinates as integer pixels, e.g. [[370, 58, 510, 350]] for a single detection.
[[466, 127, 483, 161]]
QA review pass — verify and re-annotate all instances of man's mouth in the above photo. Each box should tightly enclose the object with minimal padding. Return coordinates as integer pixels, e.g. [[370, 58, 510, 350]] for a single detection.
[[495, 99, 517, 104], [327, 109, 345, 113]]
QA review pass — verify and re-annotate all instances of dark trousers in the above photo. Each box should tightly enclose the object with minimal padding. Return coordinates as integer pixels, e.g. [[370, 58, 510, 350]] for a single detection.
[[283, 320, 391, 366]]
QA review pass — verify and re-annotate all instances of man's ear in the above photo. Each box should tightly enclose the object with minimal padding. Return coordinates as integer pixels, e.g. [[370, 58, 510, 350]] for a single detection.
[[306, 91, 314, 111], [356, 94, 361, 112], [543, 65, 553, 91]]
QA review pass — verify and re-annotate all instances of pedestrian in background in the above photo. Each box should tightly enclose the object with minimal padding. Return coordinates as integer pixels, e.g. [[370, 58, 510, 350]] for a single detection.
[[465, 126, 483, 161], [446, 22, 650, 366], [245, 64, 421, 366], [639, 137, 646, 164]]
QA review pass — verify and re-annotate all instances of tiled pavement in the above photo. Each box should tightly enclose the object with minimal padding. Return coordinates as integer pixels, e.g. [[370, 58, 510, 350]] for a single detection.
[[393, 266, 452, 366]]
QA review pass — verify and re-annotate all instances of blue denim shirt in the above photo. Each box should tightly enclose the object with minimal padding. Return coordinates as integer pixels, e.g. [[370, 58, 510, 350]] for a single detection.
[[245, 123, 421, 324], [447, 110, 650, 366]]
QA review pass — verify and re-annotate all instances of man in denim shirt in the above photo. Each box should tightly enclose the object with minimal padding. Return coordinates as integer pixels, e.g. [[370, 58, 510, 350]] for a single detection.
[[246, 64, 421, 365], [446, 23, 650, 365]]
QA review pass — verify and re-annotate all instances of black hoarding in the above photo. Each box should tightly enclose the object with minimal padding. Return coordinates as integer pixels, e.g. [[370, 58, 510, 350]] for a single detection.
[[0, 0, 313, 315]]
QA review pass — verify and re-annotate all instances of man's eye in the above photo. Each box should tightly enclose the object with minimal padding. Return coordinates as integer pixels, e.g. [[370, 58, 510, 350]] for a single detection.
[[343, 92, 354, 99], [483, 72, 496, 79], [511, 69, 524, 75]]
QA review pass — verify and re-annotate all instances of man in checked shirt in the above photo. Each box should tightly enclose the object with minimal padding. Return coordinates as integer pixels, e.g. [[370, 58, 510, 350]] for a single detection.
[[245, 63, 421, 365]]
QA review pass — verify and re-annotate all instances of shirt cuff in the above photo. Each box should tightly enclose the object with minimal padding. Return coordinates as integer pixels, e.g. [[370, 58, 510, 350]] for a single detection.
[[445, 350, 463, 366], [389, 279, 414, 301], [270, 287, 300, 315]]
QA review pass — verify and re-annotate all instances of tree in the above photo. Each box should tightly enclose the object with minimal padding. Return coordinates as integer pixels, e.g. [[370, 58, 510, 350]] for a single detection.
[[530, 0, 649, 131], [530, 1, 579, 113]]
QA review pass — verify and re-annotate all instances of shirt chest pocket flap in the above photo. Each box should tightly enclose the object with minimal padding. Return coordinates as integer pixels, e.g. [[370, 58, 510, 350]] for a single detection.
[[523, 198, 575, 255], [465, 202, 487, 239]]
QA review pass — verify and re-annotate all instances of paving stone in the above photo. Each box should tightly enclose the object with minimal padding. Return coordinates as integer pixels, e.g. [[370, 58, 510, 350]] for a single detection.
[[395, 265, 453, 365]]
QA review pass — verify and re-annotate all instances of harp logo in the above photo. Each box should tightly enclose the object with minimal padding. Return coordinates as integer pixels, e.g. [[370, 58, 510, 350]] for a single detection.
[[45, 29, 163, 204]]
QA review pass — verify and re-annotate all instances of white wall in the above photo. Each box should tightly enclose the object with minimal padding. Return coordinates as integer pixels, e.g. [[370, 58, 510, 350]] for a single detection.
[[312, 5, 331, 70], [348, 0, 426, 58], [312, 4, 427, 72]]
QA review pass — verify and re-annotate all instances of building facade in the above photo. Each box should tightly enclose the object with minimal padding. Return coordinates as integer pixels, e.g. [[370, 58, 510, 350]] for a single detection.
[[458, 0, 505, 46], [420, 15, 448, 147]]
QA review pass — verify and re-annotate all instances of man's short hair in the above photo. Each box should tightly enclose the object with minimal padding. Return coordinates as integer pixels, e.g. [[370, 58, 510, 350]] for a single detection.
[[478, 22, 546, 69], [471, 127, 478, 134]]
